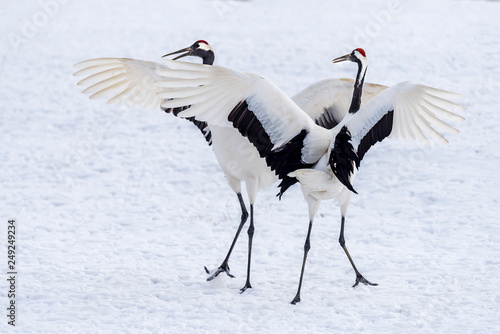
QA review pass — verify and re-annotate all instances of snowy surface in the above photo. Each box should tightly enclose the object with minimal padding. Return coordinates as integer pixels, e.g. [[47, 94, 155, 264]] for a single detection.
[[1, 0, 500, 332]]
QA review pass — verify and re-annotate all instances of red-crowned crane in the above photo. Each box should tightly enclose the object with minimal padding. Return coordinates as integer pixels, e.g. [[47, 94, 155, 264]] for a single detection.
[[73, 43, 389, 295], [160, 41, 270, 293], [74, 40, 274, 293], [151, 49, 465, 304]]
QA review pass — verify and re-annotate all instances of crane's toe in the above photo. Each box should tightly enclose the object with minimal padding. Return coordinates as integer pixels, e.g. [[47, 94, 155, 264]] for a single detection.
[[239, 282, 252, 294], [290, 294, 301, 305], [204, 265, 235, 281], [352, 274, 378, 288]]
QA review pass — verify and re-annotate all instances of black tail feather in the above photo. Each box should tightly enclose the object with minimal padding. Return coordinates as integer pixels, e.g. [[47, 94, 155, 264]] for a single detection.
[[329, 126, 359, 194]]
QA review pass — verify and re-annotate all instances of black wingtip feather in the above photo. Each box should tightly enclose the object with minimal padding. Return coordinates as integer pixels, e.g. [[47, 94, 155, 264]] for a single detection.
[[357, 110, 394, 162], [227, 101, 313, 198], [162, 105, 212, 146], [315, 106, 340, 130]]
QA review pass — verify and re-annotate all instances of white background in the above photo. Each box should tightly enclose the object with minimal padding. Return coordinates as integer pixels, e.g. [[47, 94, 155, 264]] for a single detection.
[[1, 0, 499, 332]]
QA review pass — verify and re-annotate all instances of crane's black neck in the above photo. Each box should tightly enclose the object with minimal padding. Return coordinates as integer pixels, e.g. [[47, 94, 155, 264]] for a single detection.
[[348, 59, 367, 114], [201, 52, 215, 65]]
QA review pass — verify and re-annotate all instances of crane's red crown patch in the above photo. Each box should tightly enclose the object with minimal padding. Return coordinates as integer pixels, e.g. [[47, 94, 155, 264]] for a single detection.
[[355, 48, 366, 57]]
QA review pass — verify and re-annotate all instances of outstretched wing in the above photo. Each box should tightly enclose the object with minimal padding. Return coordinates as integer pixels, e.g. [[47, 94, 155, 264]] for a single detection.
[[329, 81, 465, 192], [157, 59, 333, 196], [74, 58, 212, 145], [293, 78, 388, 129], [74, 58, 167, 110]]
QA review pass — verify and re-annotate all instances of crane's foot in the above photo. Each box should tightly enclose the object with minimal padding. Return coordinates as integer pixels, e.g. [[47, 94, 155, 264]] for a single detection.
[[239, 281, 252, 294], [352, 273, 378, 288], [290, 293, 301, 305], [204, 265, 235, 281]]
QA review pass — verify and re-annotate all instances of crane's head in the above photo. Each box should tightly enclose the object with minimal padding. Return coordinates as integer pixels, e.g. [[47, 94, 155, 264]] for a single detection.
[[332, 48, 367, 65], [333, 48, 368, 113], [162, 40, 215, 65]]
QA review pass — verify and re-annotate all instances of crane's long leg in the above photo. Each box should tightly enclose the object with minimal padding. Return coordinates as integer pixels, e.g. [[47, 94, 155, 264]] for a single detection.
[[291, 219, 314, 305], [205, 193, 248, 281], [339, 216, 377, 287], [239, 204, 254, 293]]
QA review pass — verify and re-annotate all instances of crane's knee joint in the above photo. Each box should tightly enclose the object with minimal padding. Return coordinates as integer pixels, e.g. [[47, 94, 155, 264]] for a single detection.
[[247, 224, 255, 237], [339, 235, 346, 248], [304, 240, 311, 252]]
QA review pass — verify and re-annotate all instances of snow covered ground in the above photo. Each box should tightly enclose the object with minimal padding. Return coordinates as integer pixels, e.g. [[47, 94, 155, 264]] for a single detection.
[[1, 0, 500, 332]]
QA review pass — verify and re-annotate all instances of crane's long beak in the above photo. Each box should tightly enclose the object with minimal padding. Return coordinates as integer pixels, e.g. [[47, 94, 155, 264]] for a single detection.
[[162, 46, 192, 60], [332, 54, 351, 63]]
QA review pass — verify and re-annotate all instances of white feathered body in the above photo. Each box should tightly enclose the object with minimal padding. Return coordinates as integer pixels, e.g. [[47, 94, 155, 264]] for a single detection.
[[210, 125, 276, 201]]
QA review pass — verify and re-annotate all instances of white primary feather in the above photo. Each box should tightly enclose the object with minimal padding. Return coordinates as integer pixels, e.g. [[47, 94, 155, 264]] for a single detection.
[[293, 78, 388, 124], [336, 81, 466, 151], [73, 58, 169, 110]]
